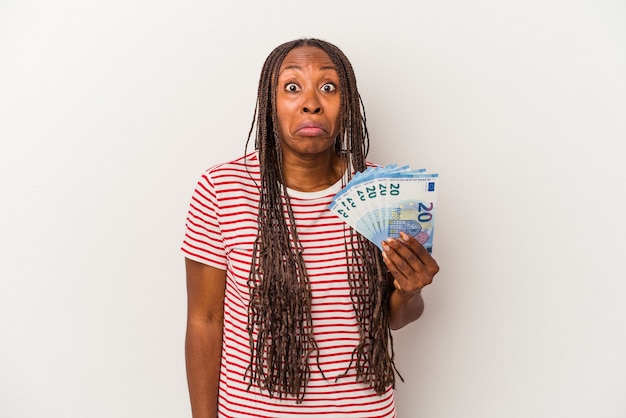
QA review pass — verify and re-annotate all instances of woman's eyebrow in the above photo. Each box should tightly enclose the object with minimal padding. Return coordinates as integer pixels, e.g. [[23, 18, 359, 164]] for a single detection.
[[280, 65, 301, 72], [280, 64, 338, 73]]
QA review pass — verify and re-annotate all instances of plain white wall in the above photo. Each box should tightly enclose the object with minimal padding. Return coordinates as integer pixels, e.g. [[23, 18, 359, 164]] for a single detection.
[[1, 0, 625, 417]]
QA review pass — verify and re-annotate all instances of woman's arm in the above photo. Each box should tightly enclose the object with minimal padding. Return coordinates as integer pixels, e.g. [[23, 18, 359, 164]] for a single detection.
[[382, 232, 439, 330], [185, 258, 227, 418], [388, 286, 425, 330]]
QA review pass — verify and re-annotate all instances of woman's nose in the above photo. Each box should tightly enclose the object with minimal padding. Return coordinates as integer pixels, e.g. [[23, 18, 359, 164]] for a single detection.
[[303, 105, 321, 113], [302, 90, 322, 113]]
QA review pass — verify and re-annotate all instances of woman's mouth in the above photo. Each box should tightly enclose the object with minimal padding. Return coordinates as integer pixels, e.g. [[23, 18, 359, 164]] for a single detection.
[[295, 121, 327, 137]]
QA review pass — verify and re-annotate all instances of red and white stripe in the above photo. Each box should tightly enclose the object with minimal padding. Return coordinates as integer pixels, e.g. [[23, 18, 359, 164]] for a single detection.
[[182, 152, 396, 417]]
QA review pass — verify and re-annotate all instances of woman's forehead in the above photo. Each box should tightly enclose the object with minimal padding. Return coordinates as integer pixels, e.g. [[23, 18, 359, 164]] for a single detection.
[[279, 46, 336, 72]]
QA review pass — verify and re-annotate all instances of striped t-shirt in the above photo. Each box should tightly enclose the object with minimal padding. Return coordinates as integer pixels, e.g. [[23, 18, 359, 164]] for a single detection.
[[182, 152, 396, 417]]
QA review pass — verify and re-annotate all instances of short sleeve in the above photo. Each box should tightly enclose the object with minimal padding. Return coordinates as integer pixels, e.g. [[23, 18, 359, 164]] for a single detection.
[[181, 171, 228, 270]]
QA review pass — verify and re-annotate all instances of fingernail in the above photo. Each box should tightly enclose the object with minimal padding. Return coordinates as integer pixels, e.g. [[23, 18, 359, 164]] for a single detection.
[[382, 242, 390, 252], [400, 232, 409, 241], [387, 238, 397, 247]]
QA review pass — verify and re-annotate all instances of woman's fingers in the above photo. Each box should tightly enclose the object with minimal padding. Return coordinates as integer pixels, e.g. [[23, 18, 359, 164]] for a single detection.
[[382, 232, 439, 293]]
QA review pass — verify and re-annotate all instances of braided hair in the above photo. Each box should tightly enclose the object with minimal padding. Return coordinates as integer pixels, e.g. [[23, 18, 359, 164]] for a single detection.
[[244, 38, 399, 402]]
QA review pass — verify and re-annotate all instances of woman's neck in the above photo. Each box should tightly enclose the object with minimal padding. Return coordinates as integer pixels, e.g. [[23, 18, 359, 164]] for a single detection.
[[282, 153, 345, 192]]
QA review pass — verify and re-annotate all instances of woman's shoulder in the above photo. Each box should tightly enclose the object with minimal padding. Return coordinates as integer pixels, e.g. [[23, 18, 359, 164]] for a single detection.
[[194, 152, 260, 193], [205, 151, 258, 174]]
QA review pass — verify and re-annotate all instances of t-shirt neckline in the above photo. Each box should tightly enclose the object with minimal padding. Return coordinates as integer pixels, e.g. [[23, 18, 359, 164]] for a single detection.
[[285, 176, 344, 199]]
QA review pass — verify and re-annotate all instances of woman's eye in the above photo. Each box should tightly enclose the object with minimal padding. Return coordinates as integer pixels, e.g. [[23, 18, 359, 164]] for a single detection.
[[285, 83, 300, 92], [321, 83, 336, 92]]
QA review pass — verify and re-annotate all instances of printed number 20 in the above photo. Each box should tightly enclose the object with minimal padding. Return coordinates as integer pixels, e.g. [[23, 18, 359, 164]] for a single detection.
[[418, 202, 433, 222]]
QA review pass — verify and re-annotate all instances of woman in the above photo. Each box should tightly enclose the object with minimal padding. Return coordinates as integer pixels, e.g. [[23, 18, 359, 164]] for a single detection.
[[182, 38, 439, 418]]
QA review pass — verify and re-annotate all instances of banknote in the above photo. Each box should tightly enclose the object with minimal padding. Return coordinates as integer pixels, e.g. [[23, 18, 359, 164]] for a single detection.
[[329, 165, 438, 252], [328, 169, 376, 238], [383, 174, 438, 252]]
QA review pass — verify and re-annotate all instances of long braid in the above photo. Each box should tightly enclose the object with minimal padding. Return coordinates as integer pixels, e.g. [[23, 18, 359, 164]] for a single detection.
[[245, 38, 398, 401], [246, 42, 317, 400]]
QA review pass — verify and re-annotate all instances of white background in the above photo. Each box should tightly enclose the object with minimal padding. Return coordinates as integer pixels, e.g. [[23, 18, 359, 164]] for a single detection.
[[1, 0, 625, 417]]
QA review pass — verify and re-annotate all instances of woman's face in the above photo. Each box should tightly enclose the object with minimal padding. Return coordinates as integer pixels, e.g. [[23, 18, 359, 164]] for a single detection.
[[275, 46, 341, 160]]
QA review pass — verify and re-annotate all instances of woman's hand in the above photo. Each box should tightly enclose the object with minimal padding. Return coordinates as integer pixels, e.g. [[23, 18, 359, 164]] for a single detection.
[[382, 231, 439, 295], [383, 232, 439, 329]]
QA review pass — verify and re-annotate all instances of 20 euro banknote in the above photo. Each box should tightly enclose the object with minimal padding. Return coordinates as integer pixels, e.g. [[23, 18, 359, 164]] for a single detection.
[[329, 166, 438, 252]]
